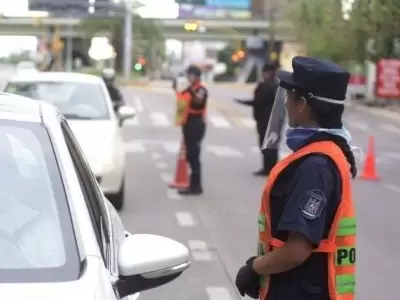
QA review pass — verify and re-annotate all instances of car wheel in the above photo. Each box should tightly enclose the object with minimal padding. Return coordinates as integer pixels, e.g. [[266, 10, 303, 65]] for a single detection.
[[107, 179, 125, 211]]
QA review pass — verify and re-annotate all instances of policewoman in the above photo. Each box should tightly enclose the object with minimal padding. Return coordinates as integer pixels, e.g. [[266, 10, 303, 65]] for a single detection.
[[235, 56, 357, 300], [175, 65, 208, 195]]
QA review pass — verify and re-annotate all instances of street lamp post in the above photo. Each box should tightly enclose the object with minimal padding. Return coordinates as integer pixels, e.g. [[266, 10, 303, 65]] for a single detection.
[[123, 0, 133, 79], [265, 0, 275, 61]]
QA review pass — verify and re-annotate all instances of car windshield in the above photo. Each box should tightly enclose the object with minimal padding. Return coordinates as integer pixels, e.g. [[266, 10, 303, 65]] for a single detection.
[[5, 81, 110, 120], [0, 120, 80, 283]]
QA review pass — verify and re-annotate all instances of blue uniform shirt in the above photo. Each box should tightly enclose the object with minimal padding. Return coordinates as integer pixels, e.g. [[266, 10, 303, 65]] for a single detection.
[[267, 154, 341, 300]]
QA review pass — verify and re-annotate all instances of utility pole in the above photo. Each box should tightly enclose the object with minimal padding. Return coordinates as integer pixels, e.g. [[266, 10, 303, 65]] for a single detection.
[[265, 0, 276, 62], [123, 0, 133, 79]]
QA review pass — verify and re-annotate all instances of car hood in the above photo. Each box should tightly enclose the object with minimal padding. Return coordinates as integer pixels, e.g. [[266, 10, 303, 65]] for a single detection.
[[68, 120, 119, 173]]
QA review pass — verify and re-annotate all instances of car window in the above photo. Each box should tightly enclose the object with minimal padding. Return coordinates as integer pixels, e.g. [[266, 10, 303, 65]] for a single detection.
[[0, 119, 80, 283], [60, 119, 111, 266], [5, 81, 110, 120]]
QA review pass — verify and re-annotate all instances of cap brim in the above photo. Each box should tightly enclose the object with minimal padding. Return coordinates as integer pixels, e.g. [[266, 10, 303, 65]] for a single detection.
[[277, 70, 302, 89]]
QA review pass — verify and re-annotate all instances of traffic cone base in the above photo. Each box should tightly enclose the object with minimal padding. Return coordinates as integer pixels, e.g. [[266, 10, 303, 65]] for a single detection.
[[359, 136, 379, 181], [169, 140, 190, 189]]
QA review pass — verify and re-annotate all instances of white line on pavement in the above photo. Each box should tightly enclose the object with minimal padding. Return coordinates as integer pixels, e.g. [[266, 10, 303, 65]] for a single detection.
[[384, 183, 400, 194], [160, 172, 172, 183], [156, 161, 168, 169], [188, 240, 213, 261], [166, 188, 181, 200], [207, 145, 243, 157], [151, 152, 161, 159], [123, 116, 140, 126], [238, 117, 255, 128], [380, 123, 400, 135], [133, 96, 144, 112], [151, 112, 171, 126], [347, 121, 369, 131], [162, 142, 180, 154], [175, 212, 195, 227], [205, 286, 233, 300], [208, 115, 231, 128], [124, 141, 146, 153]]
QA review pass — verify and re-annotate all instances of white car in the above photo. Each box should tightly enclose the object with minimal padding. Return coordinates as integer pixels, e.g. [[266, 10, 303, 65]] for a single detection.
[[4, 72, 133, 210], [16, 61, 37, 73], [0, 94, 190, 299]]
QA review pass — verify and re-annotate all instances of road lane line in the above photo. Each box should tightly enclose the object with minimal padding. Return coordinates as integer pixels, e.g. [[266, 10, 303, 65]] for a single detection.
[[238, 117, 255, 129], [384, 183, 400, 194], [150, 112, 171, 126], [380, 123, 400, 135], [175, 212, 195, 227], [208, 115, 231, 128], [206, 286, 233, 300], [162, 142, 179, 154], [124, 141, 146, 153], [188, 240, 213, 261], [151, 152, 161, 159], [207, 146, 243, 157], [133, 96, 144, 112], [166, 188, 181, 200], [156, 161, 168, 169], [160, 172, 172, 183]]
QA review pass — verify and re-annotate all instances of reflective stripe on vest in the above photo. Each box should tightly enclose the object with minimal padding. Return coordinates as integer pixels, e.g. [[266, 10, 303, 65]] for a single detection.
[[257, 141, 356, 300], [174, 84, 206, 126]]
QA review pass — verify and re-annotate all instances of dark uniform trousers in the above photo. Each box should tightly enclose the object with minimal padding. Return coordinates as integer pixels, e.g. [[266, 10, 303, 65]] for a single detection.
[[183, 116, 206, 188], [257, 123, 278, 172]]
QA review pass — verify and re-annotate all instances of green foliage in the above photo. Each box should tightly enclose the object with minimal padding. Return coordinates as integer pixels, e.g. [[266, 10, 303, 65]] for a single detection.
[[217, 44, 238, 76]]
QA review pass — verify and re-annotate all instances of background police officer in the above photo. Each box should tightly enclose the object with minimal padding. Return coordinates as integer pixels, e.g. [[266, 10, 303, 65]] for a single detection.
[[235, 62, 279, 176], [102, 68, 124, 110], [178, 65, 208, 195], [235, 56, 357, 299]]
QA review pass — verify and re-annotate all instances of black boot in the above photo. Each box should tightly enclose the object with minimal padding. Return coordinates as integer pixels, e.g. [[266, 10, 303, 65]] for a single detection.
[[253, 169, 269, 176], [178, 172, 203, 195]]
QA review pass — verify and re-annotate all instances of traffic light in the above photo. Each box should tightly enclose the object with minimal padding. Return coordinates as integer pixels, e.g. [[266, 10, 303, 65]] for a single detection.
[[134, 57, 146, 71]]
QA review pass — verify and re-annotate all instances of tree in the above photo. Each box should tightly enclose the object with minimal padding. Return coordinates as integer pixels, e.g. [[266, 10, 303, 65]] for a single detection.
[[81, 10, 165, 73], [287, 0, 357, 64]]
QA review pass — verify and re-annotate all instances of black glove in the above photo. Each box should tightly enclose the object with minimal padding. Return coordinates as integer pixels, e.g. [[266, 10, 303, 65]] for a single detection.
[[235, 256, 260, 299]]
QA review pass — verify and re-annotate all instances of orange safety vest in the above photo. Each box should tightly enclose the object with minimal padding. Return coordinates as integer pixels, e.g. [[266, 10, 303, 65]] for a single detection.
[[175, 83, 207, 126], [258, 141, 356, 300]]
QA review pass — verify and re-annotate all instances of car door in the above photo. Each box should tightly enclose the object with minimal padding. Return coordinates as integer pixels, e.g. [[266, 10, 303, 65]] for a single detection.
[[60, 118, 129, 299]]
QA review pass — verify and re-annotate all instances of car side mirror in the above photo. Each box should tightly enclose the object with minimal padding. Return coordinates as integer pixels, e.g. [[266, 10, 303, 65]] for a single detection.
[[116, 234, 190, 298], [118, 105, 136, 121]]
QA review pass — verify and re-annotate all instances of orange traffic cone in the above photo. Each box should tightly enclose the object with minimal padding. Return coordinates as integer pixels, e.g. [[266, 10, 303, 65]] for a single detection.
[[169, 140, 189, 189], [359, 135, 379, 181]]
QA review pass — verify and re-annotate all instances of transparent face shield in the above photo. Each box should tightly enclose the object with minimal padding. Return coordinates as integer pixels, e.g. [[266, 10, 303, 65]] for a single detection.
[[262, 85, 287, 150]]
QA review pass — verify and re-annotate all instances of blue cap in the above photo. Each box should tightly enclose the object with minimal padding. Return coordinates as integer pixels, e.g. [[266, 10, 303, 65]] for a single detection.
[[277, 56, 350, 101]]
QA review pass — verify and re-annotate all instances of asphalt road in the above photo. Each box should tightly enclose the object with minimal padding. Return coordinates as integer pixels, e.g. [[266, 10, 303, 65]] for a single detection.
[[121, 82, 400, 300]]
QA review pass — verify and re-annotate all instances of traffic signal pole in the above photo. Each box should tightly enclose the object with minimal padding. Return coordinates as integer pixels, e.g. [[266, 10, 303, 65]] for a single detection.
[[123, 0, 133, 80]]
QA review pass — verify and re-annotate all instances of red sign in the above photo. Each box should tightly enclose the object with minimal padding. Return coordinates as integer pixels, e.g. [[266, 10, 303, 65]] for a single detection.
[[349, 75, 366, 85], [376, 59, 400, 99]]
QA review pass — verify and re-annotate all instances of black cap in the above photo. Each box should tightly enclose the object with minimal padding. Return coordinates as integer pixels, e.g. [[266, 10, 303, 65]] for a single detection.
[[186, 65, 202, 77], [262, 61, 279, 72], [277, 56, 350, 101]]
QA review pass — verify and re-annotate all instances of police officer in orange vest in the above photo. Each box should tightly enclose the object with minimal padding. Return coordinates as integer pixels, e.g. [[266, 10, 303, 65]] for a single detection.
[[235, 56, 357, 300], [178, 65, 208, 195]]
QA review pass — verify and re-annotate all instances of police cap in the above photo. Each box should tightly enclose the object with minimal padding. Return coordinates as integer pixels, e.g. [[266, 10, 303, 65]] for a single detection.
[[277, 56, 350, 103], [262, 61, 278, 72], [186, 65, 202, 77]]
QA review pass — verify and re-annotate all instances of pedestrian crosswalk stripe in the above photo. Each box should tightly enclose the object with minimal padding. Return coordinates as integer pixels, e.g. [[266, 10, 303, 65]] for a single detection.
[[208, 115, 231, 128], [207, 145, 244, 157], [162, 142, 179, 154], [124, 141, 146, 152], [124, 116, 140, 126], [238, 117, 255, 128], [150, 112, 170, 126]]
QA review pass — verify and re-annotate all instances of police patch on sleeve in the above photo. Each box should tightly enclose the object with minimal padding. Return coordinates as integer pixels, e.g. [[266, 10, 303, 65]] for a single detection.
[[300, 189, 327, 220]]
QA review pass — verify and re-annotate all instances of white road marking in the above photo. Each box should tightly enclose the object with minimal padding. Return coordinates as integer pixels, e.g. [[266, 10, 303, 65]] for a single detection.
[[151, 152, 161, 159], [380, 123, 400, 135], [156, 161, 168, 169], [208, 115, 231, 128], [188, 240, 213, 261], [123, 116, 140, 126], [207, 146, 243, 157], [238, 117, 255, 128], [175, 212, 195, 227], [385, 151, 400, 160], [347, 121, 369, 131], [166, 188, 181, 200], [160, 172, 172, 183], [384, 183, 400, 194], [206, 286, 233, 300], [150, 112, 171, 126], [163, 142, 180, 154], [124, 141, 146, 153], [133, 96, 144, 112]]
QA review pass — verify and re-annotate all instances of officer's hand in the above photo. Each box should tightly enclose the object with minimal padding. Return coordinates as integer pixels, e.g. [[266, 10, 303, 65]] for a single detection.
[[235, 256, 259, 299]]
